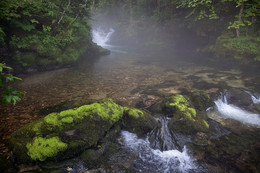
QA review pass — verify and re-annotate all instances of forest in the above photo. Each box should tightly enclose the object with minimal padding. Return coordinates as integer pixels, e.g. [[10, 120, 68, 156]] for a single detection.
[[0, 0, 260, 173]]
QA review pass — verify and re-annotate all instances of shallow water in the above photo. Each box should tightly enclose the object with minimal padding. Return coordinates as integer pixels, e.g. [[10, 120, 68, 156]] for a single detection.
[[1, 30, 260, 172]]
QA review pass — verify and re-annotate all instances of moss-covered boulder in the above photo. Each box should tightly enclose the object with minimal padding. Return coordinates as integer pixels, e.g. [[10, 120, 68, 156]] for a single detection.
[[8, 98, 125, 163], [163, 94, 209, 135], [122, 108, 157, 137]]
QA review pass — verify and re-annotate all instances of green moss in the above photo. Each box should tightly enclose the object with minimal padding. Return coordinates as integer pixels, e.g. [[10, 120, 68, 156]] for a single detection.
[[44, 113, 61, 127], [168, 94, 196, 120], [76, 99, 124, 123], [124, 108, 144, 119], [203, 120, 209, 128], [60, 109, 78, 118], [26, 136, 68, 161], [32, 121, 44, 135], [44, 99, 124, 128], [61, 117, 74, 123]]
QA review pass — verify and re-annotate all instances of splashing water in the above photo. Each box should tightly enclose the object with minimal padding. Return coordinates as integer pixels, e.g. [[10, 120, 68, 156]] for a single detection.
[[252, 95, 260, 104], [92, 28, 115, 47], [214, 93, 260, 127], [120, 131, 197, 173], [148, 117, 178, 151]]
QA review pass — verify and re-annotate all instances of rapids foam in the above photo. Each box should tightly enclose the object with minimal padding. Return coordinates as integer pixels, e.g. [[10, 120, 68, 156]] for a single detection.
[[214, 98, 260, 127], [120, 131, 196, 173]]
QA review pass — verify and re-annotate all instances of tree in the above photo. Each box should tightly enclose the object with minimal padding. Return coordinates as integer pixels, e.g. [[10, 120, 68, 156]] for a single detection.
[[224, 0, 260, 37]]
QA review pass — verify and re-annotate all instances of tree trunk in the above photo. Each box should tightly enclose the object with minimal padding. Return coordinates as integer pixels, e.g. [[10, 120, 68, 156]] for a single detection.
[[236, 1, 244, 37]]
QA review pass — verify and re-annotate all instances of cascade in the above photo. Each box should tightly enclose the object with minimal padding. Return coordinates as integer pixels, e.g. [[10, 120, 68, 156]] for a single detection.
[[214, 91, 260, 127], [92, 27, 115, 47], [119, 116, 202, 173]]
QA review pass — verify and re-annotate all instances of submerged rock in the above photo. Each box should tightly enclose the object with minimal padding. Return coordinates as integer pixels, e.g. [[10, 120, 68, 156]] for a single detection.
[[8, 98, 125, 163]]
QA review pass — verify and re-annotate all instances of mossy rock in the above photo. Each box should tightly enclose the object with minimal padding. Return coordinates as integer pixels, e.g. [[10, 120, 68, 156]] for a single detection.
[[163, 94, 210, 135], [122, 108, 157, 137], [8, 98, 125, 163], [189, 91, 214, 111]]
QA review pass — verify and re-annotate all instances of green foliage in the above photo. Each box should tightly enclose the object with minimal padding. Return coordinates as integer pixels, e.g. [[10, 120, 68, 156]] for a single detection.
[[177, 0, 218, 21], [1, 0, 93, 66], [0, 63, 23, 105], [215, 33, 260, 61]]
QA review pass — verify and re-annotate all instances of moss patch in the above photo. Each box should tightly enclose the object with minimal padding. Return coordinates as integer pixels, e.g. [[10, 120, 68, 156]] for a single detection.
[[26, 137, 67, 161], [164, 94, 210, 135], [124, 108, 144, 119], [167, 94, 196, 121], [123, 108, 156, 137]]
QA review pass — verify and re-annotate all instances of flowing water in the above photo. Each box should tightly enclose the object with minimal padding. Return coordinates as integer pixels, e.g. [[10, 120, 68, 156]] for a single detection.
[[2, 27, 260, 172], [120, 131, 199, 173], [214, 92, 260, 127]]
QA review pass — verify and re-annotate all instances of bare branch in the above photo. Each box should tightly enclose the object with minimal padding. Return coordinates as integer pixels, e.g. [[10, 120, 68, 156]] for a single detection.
[[57, 0, 71, 25]]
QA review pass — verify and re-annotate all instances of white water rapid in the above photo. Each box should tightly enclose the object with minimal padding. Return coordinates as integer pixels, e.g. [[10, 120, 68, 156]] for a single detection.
[[214, 94, 260, 127], [120, 131, 197, 173]]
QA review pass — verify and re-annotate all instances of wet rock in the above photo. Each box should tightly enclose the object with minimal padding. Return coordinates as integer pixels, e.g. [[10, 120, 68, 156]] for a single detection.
[[8, 99, 125, 163], [225, 88, 256, 111], [122, 108, 157, 137], [163, 94, 210, 135], [80, 142, 119, 169]]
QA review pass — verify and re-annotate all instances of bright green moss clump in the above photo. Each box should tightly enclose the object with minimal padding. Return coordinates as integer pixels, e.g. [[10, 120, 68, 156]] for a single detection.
[[26, 137, 68, 161], [168, 94, 196, 121], [76, 99, 124, 123], [43, 99, 124, 128], [44, 113, 62, 127], [60, 109, 78, 118], [125, 108, 144, 119]]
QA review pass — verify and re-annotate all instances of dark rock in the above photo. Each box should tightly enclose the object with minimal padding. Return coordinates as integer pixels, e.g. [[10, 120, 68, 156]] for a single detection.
[[225, 88, 253, 107]]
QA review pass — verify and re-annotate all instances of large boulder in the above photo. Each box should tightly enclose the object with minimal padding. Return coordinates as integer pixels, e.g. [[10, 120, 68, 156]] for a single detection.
[[164, 94, 210, 135], [8, 99, 125, 163]]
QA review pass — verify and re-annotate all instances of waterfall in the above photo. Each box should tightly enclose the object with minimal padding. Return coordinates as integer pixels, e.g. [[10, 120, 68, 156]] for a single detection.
[[91, 27, 128, 53], [214, 92, 260, 127], [92, 28, 115, 47], [120, 131, 197, 173]]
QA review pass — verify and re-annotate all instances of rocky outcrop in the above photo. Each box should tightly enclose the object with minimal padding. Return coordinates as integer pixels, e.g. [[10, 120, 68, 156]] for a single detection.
[[8, 99, 156, 163]]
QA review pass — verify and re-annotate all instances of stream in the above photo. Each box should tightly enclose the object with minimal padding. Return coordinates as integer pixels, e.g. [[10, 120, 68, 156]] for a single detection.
[[1, 27, 260, 173]]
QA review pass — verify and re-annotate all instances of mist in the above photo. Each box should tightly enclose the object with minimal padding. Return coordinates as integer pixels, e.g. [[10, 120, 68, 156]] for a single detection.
[[1, 1, 260, 173]]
